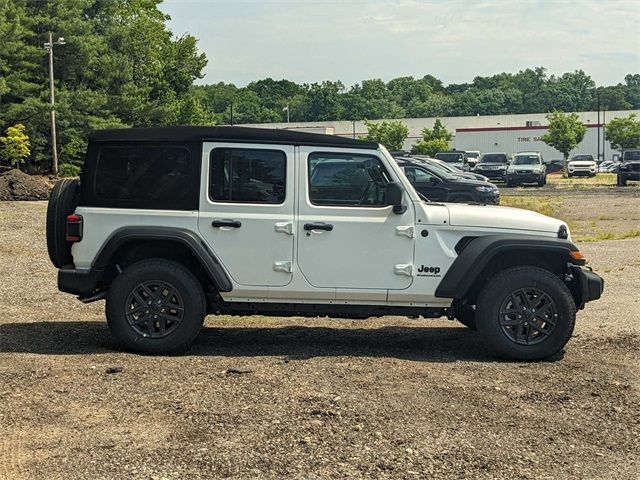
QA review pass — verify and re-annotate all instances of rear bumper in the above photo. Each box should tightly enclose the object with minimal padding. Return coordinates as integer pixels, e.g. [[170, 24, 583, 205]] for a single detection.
[[58, 265, 103, 297], [570, 265, 604, 308]]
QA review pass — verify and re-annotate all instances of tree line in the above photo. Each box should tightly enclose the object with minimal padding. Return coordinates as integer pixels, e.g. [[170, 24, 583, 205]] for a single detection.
[[1, 0, 639, 173]]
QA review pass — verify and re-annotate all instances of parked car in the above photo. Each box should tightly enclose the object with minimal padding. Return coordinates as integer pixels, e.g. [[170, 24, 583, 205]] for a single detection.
[[506, 152, 547, 187], [46, 126, 603, 361], [617, 150, 640, 186], [465, 150, 481, 170], [396, 159, 500, 205], [598, 160, 619, 173], [434, 151, 470, 172], [409, 155, 490, 182], [545, 159, 565, 175], [567, 154, 597, 177], [474, 152, 509, 182]]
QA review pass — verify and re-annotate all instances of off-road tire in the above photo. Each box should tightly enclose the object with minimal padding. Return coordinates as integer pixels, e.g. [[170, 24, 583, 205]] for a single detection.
[[46, 179, 80, 268], [617, 174, 627, 186], [475, 266, 576, 361], [106, 259, 206, 354]]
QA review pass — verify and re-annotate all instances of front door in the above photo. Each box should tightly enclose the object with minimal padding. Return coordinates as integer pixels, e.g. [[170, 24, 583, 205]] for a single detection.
[[198, 143, 295, 287], [297, 147, 415, 291]]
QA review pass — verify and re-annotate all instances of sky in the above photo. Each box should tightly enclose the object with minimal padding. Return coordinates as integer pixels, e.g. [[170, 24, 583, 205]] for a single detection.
[[160, 0, 640, 88]]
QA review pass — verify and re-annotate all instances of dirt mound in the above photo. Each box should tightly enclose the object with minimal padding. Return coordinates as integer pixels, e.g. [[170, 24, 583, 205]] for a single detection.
[[0, 168, 52, 201]]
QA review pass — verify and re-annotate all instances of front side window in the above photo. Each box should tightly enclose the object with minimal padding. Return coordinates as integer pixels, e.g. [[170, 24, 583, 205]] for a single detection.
[[308, 153, 391, 206], [96, 145, 191, 202], [435, 152, 464, 163], [209, 148, 286, 204]]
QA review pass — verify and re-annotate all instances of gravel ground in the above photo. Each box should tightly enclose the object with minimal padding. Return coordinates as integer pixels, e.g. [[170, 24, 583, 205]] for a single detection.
[[0, 200, 638, 480]]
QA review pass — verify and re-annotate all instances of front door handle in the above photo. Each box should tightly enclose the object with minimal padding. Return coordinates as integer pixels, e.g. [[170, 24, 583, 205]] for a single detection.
[[304, 222, 333, 231], [211, 219, 242, 229]]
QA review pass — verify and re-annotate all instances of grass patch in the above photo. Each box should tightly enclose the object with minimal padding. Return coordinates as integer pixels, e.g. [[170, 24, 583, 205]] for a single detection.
[[576, 229, 640, 242], [500, 195, 558, 217], [547, 173, 616, 187]]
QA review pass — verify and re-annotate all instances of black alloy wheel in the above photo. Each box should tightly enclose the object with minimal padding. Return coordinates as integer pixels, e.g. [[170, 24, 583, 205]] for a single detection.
[[498, 287, 557, 346], [125, 280, 185, 338]]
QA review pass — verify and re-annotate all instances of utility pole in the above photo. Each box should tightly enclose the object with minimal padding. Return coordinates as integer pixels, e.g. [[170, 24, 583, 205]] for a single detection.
[[596, 89, 601, 162], [44, 33, 66, 174], [282, 104, 290, 123], [229, 102, 234, 126]]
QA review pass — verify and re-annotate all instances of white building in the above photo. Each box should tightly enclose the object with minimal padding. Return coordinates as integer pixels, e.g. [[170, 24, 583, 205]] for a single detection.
[[242, 109, 639, 160]]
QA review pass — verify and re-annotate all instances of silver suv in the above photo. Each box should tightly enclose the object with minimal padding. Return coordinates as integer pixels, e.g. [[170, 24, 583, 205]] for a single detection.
[[506, 151, 547, 187]]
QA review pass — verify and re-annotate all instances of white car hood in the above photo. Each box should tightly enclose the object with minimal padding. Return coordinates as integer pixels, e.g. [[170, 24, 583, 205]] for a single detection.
[[446, 203, 564, 234]]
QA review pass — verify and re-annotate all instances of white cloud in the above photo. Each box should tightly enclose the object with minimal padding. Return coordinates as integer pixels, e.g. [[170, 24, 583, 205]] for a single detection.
[[161, 0, 640, 86]]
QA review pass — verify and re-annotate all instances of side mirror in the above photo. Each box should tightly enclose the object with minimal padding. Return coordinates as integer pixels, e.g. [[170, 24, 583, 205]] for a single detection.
[[385, 182, 406, 214], [429, 176, 440, 184]]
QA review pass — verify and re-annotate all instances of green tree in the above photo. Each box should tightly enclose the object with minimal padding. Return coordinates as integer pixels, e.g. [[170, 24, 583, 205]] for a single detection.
[[0, 123, 30, 169], [605, 114, 640, 151], [361, 119, 408, 151], [411, 118, 452, 155], [541, 111, 587, 176]]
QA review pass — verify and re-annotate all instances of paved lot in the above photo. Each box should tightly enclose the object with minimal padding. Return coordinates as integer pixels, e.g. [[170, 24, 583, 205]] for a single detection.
[[1, 200, 638, 480]]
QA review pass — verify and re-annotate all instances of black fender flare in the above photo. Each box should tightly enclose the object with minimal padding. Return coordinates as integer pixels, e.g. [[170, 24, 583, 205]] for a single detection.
[[435, 235, 582, 299], [93, 226, 233, 292]]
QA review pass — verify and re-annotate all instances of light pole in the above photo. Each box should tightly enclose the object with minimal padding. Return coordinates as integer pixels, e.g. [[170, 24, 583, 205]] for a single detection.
[[44, 32, 66, 174]]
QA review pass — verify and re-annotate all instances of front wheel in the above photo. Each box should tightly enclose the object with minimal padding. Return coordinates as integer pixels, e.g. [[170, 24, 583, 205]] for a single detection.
[[106, 259, 206, 354], [475, 266, 576, 361], [617, 174, 627, 186]]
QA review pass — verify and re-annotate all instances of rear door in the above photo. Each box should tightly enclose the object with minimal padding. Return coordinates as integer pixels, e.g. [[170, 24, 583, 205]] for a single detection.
[[198, 143, 295, 287]]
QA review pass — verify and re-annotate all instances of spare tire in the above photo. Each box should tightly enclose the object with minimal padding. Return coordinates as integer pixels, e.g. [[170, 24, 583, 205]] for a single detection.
[[46, 179, 80, 268]]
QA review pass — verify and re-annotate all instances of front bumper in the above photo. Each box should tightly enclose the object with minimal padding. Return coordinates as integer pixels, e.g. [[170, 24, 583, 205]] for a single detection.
[[476, 168, 507, 180], [569, 265, 604, 309], [568, 168, 596, 176], [508, 173, 544, 184], [619, 170, 640, 180]]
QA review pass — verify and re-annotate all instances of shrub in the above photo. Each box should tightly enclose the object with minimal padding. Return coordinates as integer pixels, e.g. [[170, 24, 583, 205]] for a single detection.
[[58, 163, 81, 177]]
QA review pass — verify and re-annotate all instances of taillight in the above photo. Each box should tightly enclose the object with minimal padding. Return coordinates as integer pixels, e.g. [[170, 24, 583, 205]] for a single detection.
[[66, 214, 83, 242]]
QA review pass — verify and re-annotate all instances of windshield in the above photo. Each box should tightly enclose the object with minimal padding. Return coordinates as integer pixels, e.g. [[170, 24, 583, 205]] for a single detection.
[[571, 154, 594, 161], [480, 153, 507, 163], [466, 151, 479, 158], [623, 151, 640, 161], [435, 152, 464, 163], [513, 155, 540, 165]]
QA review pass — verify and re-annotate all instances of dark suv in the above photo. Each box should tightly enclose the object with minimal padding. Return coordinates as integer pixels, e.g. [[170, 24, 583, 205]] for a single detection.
[[396, 159, 500, 204], [474, 152, 509, 181], [617, 150, 640, 186]]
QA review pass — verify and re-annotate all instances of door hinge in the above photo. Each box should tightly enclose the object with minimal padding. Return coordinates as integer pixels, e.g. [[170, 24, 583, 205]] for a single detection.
[[394, 264, 413, 276], [396, 225, 414, 238], [274, 221, 294, 235], [273, 261, 292, 273]]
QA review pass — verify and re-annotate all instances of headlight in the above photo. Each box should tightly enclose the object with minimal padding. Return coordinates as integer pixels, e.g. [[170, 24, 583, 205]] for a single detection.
[[475, 186, 495, 193]]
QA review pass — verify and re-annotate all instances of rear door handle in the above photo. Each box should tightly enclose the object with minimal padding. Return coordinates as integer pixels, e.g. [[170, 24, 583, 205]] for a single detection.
[[304, 222, 333, 231], [211, 219, 241, 229]]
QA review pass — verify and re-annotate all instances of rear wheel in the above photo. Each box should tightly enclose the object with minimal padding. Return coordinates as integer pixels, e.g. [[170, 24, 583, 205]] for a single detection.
[[475, 266, 576, 361], [46, 179, 80, 268], [106, 259, 206, 354]]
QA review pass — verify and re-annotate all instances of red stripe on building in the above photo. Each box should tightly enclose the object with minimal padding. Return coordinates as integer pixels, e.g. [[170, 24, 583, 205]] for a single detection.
[[456, 123, 604, 133]]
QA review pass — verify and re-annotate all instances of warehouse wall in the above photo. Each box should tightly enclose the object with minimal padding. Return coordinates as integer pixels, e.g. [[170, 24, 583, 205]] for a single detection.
[[242, 110, 639, 157]]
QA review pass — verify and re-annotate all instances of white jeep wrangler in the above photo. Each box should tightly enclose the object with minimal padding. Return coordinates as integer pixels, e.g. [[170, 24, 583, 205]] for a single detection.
[[47, 127, 603, 360]]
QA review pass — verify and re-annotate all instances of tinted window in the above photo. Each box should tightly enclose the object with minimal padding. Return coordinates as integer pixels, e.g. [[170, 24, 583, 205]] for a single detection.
[[435, 152, 464, 163], [96, 145, 191, 202], [623, 151, 640, 161], [571, 154, 594, 161], [209, 148, 285, 204], [308, 153, 391, 206]]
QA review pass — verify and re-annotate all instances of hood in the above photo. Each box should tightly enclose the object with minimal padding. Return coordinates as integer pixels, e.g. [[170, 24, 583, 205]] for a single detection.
[[449, 177, 496, 188], [477, 162, 507, 167], [509, 164, 542, 171], [446, 203, 564, 234]]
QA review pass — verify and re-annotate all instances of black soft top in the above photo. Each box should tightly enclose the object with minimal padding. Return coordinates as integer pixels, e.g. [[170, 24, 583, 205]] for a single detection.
[[89, 126, 378, 149]]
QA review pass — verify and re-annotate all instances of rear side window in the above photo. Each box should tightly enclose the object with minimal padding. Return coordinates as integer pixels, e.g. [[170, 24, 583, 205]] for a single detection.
[[209, 148, 286, 204], [308, 152, 391, 207], [96, 145, 191, 203]]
